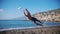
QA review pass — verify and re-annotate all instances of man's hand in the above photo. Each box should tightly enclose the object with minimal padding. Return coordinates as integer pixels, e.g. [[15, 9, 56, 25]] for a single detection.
[[25, 9, 29, 12]]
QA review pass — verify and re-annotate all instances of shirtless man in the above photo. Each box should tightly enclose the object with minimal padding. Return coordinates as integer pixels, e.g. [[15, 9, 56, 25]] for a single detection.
[[24, 9, 42, 26]]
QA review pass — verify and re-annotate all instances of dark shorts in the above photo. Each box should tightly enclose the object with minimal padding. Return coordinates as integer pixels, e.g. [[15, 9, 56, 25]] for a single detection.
[[31, 17, 38, 21]]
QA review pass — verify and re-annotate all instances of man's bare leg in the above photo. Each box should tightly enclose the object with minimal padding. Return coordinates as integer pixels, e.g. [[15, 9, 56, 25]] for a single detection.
[[33, 21, 43, 26]]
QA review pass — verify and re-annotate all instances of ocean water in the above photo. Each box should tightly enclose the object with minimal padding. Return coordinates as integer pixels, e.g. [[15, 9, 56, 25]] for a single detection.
[[0, 20, 60, 29]]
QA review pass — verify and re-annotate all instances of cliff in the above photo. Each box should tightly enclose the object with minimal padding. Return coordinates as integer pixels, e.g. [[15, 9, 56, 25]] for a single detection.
[[33, 8, 60, 22]]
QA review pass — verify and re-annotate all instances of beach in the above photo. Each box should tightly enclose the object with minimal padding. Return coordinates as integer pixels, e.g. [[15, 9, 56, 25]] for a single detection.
[[0, 26, 60, 34]]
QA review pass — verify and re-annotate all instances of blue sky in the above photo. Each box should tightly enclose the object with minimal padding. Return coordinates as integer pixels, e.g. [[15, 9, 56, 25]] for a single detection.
[[0, 0, 60, 20]]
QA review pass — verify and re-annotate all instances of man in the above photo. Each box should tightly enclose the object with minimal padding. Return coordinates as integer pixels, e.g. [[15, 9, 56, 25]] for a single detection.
[[24, 9, 43, 26]]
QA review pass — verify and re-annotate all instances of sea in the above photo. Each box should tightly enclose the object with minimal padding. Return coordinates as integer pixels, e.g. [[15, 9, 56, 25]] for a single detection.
[[0, 20, 60, 29]]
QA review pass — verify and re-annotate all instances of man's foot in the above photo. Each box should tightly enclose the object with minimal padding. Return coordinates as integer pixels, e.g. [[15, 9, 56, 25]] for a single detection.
[[39, 23, 43, 26], [40, 21, 43, 24]]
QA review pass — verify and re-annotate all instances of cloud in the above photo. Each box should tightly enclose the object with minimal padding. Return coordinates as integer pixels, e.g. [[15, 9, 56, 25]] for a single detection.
[[0, 9, 3, 12], [17, 7, 22, 10]]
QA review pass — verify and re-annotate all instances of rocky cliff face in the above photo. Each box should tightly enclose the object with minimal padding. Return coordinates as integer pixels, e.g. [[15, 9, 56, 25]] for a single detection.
[[33, 8, 60, 22]]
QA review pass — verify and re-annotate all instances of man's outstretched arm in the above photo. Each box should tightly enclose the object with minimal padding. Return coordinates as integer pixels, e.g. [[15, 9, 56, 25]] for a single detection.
[[25, 9, 30, 14], [24, 11, 27, 16], [25, 9, 32, 16]]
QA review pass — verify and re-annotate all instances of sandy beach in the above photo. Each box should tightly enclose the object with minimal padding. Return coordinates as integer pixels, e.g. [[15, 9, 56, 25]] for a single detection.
[[0, 26, 60, 34]]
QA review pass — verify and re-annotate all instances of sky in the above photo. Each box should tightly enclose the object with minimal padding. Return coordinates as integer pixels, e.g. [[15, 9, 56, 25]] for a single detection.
[[0, 0, 60, 20]]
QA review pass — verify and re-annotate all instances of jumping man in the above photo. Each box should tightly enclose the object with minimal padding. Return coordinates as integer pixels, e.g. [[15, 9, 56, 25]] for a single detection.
[[24, 9, 43, 26]]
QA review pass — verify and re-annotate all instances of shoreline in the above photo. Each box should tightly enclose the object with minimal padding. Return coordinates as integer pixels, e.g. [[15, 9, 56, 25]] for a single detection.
[[0, 26, 60, 32]]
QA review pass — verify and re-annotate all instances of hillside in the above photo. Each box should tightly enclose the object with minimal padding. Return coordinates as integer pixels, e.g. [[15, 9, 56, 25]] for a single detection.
[[33, 8, 60, 22]]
